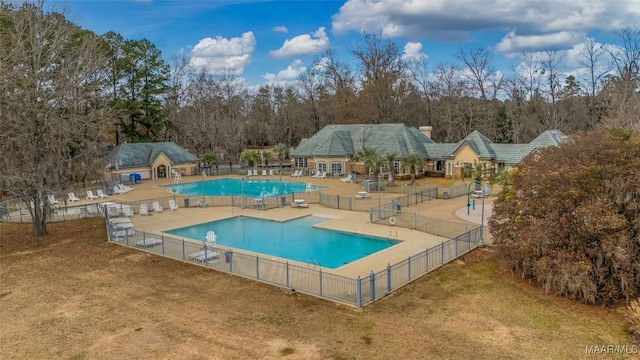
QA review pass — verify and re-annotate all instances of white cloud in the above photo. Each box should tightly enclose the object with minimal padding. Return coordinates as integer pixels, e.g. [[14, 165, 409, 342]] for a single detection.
[[189, 32, 256, 75], [332, 0, 640, 50], [401, 42, 428, 62], [270, 27, 329, 58], [273, 25, 288, 33], [262, 59, 307, 86], [495, 31, 584, 54]]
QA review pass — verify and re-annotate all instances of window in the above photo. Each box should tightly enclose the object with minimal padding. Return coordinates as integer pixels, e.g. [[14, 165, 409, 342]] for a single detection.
[[393, 161, 400, 174], [295, 157, 307, 168], [331, 162, 343, 175], [317, 162, 327, 173]]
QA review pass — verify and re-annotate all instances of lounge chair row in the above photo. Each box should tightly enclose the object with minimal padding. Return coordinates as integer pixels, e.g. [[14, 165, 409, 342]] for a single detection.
[[246, 169, 276, 177]]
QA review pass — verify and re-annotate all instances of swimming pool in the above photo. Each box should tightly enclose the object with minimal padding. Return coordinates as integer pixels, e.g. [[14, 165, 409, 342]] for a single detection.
[[165, 178, 324, 197], [165, 216, 399, 269]]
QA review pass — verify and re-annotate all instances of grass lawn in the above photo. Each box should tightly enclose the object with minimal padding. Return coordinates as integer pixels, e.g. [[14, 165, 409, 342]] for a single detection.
[[0, 219, 632, 359]]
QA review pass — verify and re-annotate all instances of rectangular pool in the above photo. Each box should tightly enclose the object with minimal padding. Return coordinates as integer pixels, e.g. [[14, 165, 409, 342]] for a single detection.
[[165, 216, 399, 269]]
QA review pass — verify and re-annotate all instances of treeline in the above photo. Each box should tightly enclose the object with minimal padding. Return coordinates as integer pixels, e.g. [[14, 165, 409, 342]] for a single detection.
[[3, 2, 640, 166]]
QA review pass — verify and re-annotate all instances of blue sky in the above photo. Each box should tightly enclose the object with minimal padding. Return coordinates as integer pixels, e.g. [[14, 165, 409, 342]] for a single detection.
[[55, 0, 640, 89]]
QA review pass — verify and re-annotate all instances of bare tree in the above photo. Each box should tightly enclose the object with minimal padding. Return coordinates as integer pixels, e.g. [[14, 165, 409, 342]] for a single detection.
[[317, 49, 359, 124], [456, 47, 503, 100], [0, 2, 113, 238]]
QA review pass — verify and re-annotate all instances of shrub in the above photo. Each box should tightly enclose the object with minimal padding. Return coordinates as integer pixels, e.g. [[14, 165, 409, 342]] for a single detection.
[[489, 129, 640, 305], [626, 298, 640, 344]]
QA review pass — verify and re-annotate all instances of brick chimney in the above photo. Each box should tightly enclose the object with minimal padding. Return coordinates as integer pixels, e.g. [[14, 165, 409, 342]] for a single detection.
[[419, 126, 432, 139]]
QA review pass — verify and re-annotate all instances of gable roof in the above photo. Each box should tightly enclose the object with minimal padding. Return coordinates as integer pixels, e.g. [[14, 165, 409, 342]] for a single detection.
[[291, 124, 566, 164], [291, 124, 434, 158], [107, 142, 199, 168]]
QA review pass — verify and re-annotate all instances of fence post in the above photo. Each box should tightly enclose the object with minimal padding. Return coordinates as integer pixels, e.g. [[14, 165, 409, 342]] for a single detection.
[[256, 255, 259, 279], [356, 276, 362, 308], [369, 271, 375, 301], [413, 212, 417, 230], [161, 234, 165, 255], [286, 262, 289, 288], [319, 269, 323, 296], [441, 242, 444, 264], [407, 256, 411, 281], [182, 239, 185, 260], [337, 196, 340, 210], [386, 263, 391, 292], [426, 248, 429, 271], [227, 251, 233, 272], [455, 237, 458, 257], [104, 204, 110, 242]]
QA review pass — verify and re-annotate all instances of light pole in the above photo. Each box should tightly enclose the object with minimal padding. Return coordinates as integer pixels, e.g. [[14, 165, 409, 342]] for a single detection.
[[466, 180, 485, 245]]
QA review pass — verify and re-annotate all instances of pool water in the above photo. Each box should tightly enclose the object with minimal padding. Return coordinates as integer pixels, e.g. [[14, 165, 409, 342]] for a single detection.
[[165, 178, 323, 197], [165, 216, 399, 269]]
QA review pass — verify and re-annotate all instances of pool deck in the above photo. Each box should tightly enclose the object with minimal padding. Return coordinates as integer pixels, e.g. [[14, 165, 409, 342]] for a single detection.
[[87, 174, 494, 278]]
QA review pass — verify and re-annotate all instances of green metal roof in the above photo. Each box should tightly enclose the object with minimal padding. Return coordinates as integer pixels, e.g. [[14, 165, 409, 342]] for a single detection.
[[291, 124, 566, 164], [107, 142, 199, 168], [291, 124, 434, 158]]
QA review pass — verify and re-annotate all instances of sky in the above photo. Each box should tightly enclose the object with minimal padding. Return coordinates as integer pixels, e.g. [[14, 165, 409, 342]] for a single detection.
[[53, 0, 640, 90]]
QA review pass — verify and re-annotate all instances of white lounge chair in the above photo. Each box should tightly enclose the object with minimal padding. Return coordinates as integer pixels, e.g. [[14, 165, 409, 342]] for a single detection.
[[354, 191, 371, 200], [168, 199, 179, 211], [121, 205, 134, 217], [135, 237, 163, 248], [252, 169, 258, 176], [291, 199, 309, 208], [188, 249, 220, 263], [306, 183, 314, 193], [311, 171, 320, 178], [340, 173, 354, 183], [247, 169, 252, 177], [47, 194, 60, 205], [262, 169, 267, 176], [171, 170, 182, 182], [68, 192, 81, 202], [96, 189, 109, 199], [139, 203, 149, 216], [112, 186, 124, 195], [119, 184, 133, 192], [152, 201, 164, 213], [269, 169, 274, 176], [318, 172, 327, 179], [86, 190, 98, 200]]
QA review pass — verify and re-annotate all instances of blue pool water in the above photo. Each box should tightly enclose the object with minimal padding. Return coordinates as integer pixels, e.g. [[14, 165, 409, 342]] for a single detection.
[[165, 178, 324, 197], [165, 216, 399, 269]]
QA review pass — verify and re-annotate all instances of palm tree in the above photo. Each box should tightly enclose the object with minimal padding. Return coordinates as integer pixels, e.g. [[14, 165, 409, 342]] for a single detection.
[[384, 152, 398, 183], [400, 153, 424, 184], [240, 150, 260, 172], [261, 151, 273, 168], [273, 143, 288, 174], [353, 146, 382, 177], [202, 152, 219, 175]]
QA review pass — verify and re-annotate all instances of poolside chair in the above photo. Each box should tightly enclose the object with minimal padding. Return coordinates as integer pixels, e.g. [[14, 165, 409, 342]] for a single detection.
[[121, 205, 134, 217], [134, 237, 163, 248], [112, 185, 125, 195], [168, 199, 179, 211], [47, 194, 60, 205], [188, 249, 220, 263], [68, 192, 81, 202], [291, 199, 309, 208], [247, 169, 252, 177], [340, 173, 354, 183], [139, 203, 149, 216], [318, 172, 327, 179], [119, 184, 133, 192], [171, 169, 182, 182], [262, 169, 267, 176], [96, 189, 109, 199], [252, 169, 258, 176], [305, 183, 314, 193], [15, 204, 28, 215], [354, 191, 371, 200], [269, 169, 274, 176], [311, 171, 320, 178], [205, 231, 217, 245], [151, 201, 164, 213], [86, 190, 98, 200]]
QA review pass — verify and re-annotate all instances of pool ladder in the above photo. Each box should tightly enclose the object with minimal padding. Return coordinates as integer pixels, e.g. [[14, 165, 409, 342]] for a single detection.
[[308, 258, 321, 268], [387, 231, 398, 245]]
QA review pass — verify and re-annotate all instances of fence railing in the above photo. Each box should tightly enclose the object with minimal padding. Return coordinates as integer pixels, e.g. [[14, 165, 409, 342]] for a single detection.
[[106, 206, 483, 307]]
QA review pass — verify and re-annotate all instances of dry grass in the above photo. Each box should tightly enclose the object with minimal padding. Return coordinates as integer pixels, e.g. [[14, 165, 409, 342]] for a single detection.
[[0, 219, 631, 359]]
